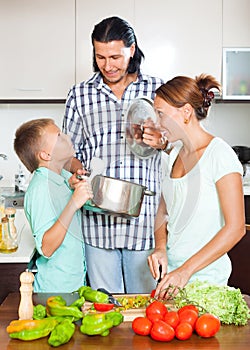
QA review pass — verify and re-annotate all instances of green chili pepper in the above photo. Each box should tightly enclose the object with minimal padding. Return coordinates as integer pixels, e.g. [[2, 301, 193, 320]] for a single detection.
[[48, 318, 75, 347], [33, 304, 47, 320], [46, 296, 83, 321], [80, 313, 113, 336], [6, 318, 59, 341], [77, 286, 109, 303]]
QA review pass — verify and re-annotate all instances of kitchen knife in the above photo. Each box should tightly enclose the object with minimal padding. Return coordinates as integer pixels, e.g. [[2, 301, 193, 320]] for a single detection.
[[97, 288, 122, 307], [157, 265, 162, 284]]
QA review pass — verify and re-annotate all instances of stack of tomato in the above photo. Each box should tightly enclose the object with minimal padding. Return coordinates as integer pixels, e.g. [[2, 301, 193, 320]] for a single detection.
[[132, 300, 220, 342]]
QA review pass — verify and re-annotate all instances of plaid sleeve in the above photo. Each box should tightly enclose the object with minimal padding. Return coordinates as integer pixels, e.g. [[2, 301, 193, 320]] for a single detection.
[[62, 87, 85, 163]]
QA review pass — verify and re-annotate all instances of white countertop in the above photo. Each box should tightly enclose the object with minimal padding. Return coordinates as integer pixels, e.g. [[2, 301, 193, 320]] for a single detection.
[[0, 209, 36, 263], [244, 186, 250, 196], [243, 179, 250, 195]]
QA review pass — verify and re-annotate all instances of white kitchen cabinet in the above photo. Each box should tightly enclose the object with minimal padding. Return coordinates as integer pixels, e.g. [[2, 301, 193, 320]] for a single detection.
[[133, 0, 222, 82], [75, 0, 222, 84], [0, 0, 75, 100], [75, 0, 135, 83], [223, 0, 250, 47]]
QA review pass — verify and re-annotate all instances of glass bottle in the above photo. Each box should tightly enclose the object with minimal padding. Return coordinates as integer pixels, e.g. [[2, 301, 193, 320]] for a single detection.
[[0, 196, 5, 243], [0, 216, 18, 253], [5, 207, 17, 241]]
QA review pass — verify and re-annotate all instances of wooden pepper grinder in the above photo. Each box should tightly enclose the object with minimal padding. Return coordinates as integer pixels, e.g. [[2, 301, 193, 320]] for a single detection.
[[18, 270, 34, 320]]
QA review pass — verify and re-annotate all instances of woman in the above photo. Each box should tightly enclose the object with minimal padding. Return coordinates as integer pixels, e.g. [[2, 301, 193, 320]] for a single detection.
[[147, 74, 245, 298]]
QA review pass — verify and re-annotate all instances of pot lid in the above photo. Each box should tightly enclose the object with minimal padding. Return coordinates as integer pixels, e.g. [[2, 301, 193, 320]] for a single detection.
[[125, 97, 158, 159]]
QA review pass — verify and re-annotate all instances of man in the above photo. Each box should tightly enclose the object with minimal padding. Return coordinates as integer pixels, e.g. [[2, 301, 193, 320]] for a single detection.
[[62, 16, 167, 293]]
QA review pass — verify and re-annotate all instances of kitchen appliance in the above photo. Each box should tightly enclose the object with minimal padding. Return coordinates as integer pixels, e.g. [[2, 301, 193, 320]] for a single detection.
[[83, 175, 155, 218], [232, 146, 250, 182], [222, 48, 250, 100], [232, 146, 250, 163]]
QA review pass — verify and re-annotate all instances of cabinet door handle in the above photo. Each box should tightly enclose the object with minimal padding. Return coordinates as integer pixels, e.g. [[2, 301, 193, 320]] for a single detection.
[[16, 88, 44, 91]]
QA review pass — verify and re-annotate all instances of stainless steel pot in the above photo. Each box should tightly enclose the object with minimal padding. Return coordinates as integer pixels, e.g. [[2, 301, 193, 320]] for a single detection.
[[87, 175, 155, 218]]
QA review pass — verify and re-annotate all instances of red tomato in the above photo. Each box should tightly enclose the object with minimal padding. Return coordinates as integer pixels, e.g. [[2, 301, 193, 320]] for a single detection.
[[178, 304, 199, 316], [163, 311, 180, 329], [146, 301, 167, 318], [132, 317, 153, 336], [93, 303, 114, 312], [178, 309, 198, 329], [150, 289, 156, 298], [195, 313, 221, 338], [175, 322, 193, 340], [147, 313, 164, 323], [150, 320, 175, 342]]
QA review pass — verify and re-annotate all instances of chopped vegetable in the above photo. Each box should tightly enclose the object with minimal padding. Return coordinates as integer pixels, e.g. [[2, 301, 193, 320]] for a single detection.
[[116, 295, 151, 310], [94, 303, 114, 312], [173, 280, 250, 326]]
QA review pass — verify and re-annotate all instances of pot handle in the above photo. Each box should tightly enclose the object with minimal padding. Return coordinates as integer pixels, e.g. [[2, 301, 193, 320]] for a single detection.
[[144, 189, 156, 196]]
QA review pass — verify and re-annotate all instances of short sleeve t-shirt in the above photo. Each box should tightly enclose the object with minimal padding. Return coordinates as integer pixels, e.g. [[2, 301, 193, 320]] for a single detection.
[[24, 167, 86, 292], [161, 137, 243, 285]]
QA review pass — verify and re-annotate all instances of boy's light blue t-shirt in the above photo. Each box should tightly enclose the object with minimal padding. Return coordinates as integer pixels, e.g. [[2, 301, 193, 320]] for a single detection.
[[24, 167, 86, 293]]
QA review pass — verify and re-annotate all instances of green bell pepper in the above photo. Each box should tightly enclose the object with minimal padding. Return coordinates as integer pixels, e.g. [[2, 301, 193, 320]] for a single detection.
[[48, 318, 75, 347], [70, 296, 85, 309], [105, 311, 124, 326], [77, 286, 109, 303], [80, 313, 113, 336], [33, 304, 47, 320], [6, 318, 59, 341], [46, 296, 83, 321]]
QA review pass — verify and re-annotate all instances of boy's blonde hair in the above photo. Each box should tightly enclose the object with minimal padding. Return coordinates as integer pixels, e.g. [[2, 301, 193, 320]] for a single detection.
[[14, 118, 55, 173]]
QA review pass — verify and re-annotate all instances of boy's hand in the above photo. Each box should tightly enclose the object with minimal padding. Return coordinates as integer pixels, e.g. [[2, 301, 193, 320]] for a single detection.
[[72, 180, 93, 209], [68, 168, 89, 189]]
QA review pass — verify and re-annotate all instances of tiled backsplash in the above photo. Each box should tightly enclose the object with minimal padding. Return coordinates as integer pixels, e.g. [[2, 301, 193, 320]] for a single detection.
[[0, 102, 250, 187]]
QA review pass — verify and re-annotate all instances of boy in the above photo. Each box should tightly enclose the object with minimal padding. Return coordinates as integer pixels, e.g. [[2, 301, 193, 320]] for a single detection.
[[14, 118, 93, 292]]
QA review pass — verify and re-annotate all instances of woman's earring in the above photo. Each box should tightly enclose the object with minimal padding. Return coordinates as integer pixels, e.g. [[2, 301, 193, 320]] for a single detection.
[[184, 118, 189, 124]]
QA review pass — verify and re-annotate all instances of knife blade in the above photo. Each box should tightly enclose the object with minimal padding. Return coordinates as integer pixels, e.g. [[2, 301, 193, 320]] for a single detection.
[[97, 288, 122, 307]]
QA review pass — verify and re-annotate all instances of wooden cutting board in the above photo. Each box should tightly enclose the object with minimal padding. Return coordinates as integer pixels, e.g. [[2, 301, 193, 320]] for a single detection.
[[82, 294, 175, 322]]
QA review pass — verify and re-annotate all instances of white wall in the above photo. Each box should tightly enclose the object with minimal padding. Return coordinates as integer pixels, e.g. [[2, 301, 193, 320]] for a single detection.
[[0, 104, 65, 187], [0, 102, 250, 187]]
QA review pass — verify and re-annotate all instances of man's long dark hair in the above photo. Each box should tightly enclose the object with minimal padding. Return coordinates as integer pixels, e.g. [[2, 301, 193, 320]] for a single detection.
[[91, 16, 144, 74]]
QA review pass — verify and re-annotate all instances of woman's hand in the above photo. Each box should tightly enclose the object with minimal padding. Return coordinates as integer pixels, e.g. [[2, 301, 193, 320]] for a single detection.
[[142, 119, 168, 149], [148, 248, 168, 282], [155, 267, 191, 300]]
